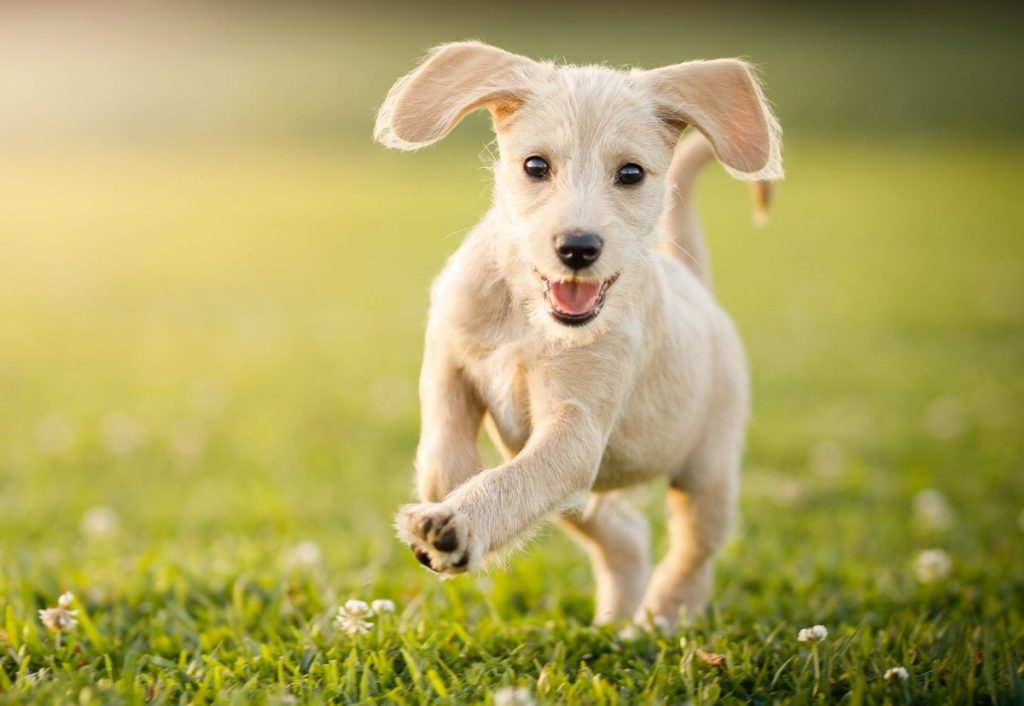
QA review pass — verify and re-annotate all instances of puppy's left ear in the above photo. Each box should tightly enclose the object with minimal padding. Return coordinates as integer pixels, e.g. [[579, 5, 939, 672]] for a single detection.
[[374, 41, 543, 151], [644, 59, 783, 181]]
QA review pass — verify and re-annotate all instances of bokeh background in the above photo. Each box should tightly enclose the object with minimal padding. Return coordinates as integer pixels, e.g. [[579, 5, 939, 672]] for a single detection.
[[1, 1, 1022, 701]]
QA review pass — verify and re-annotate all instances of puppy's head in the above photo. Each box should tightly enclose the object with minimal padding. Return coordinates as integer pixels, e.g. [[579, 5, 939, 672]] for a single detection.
[[375, 42, 781, 344]]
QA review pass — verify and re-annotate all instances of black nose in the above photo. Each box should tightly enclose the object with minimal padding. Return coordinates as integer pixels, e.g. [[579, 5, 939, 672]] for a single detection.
[[554, 232, 603, 270]]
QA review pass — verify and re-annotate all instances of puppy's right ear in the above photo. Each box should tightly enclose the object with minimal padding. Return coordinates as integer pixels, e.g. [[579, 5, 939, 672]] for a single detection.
[[374, 41, 542, 150]]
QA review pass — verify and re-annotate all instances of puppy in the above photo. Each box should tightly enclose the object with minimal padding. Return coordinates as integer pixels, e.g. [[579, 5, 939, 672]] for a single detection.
[[374, 42, 781, 629]]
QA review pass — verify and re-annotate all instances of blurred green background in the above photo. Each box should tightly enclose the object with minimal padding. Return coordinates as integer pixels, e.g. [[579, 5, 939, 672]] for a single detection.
[[0, 2, 1022, 702]]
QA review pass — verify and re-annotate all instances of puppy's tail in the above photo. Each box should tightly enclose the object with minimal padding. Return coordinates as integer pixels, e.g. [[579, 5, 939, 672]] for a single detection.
[[658, 131, 773, 289]]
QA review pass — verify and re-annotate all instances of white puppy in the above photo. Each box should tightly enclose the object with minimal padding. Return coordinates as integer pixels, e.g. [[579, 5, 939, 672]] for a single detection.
[[374, 42, 782, 629]]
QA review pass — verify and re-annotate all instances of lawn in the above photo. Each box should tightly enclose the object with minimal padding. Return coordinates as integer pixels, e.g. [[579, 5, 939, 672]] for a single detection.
[[1, 4, 1023, 705]]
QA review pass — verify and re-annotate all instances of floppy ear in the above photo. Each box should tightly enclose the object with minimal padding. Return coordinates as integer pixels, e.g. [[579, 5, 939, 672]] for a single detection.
[[644, 59, 783, 181], [374, 41, 542, 151]]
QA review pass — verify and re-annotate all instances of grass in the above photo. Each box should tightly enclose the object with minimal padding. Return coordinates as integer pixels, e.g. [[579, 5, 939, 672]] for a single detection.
[[1, 3, 1023, 702], [0, 138, 1021, 704]]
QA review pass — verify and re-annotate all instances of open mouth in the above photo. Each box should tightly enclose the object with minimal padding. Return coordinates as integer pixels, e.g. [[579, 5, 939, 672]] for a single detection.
[[539, 272, 620, 327]]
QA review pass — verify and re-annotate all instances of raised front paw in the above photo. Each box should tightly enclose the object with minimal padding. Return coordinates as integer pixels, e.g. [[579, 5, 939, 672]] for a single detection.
[[395, 503, 479, 576]]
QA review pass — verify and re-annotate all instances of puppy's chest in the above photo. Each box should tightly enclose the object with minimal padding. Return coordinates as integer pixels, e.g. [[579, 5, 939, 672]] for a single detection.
[[463, 344, 532, 453]]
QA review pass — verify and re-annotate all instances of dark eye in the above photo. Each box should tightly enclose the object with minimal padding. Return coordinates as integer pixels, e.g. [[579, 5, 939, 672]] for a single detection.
[[616, 163, 644, 185], [524, 156, 550, 179]]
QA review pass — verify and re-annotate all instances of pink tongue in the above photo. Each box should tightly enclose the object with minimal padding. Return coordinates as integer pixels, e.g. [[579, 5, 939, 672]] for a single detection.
[[549, 280, 602, 315]]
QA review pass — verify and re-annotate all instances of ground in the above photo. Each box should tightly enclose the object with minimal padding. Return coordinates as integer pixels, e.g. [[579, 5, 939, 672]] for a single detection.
[[0, 5, 1023, 704], [0, 139, 1021, 704]]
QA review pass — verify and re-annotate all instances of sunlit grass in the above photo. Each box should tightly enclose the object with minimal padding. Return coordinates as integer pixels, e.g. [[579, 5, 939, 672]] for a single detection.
[[0, 137, 1022, 703]]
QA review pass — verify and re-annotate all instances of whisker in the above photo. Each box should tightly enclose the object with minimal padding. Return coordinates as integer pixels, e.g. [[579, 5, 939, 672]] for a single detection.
[[440, 225, 475, 243], [662, 236, 706, 275]]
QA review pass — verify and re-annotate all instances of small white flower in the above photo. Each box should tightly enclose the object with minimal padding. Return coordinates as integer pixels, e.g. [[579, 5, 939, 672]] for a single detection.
[[797, 625, 828, 643], [24, 668, 48, 685], [913, 489, 954, 531], [915, 548, 952, 584], [344, 599, 370, 616], [371, 599, 395, 614], [80, 506, 119, 539], [38, 592, 78, 632], [338, 619, 372, 636], [884, 666, 909, 681], [493, 686, 535, 706], [284, 541, 322, 568], [335, 600, 373, 636]]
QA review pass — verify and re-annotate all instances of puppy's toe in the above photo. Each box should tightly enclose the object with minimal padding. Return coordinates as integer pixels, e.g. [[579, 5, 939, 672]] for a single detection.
[[412, 546, 433, 568], [434, 525, 459, 552], [396, 503, 478, 576]]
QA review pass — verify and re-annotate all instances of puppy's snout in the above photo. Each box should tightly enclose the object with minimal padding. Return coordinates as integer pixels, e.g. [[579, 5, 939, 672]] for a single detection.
[[554, 232, 603, 271]]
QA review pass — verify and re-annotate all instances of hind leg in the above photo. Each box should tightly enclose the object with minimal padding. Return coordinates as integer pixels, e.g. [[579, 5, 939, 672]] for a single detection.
[[634, 440, 740, 630], [558, 493, 651, 625]]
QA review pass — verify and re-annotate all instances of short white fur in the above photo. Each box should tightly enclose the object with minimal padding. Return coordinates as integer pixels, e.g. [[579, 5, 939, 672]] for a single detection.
[[375, 41, 782, 629]]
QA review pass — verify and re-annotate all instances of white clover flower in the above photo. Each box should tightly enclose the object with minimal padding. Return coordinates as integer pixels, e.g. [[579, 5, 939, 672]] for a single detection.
[[335, 600, 373, 636], [344, 599, 370, 615], [915, 548, 952, 584], [38, 592, 78, 632], [24, 669, 48, 685], [797, 625, 828, 643], [493, 686, 535, 706], [371, 599, 395, 614], [884, 666, 909, 681], [80, 506, 119, 539], [284, 541, 322, 568], [913, 489, 954, 531]]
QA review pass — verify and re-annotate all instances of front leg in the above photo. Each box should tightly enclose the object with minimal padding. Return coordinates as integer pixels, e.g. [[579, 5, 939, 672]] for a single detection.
[[414, 341, 486, 503], [398, 400, 607, 575]]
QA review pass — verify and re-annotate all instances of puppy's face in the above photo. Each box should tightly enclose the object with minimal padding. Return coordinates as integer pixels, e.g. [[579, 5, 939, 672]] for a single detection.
[[375, 42, 781, 345], [491, 68, 674, 341]]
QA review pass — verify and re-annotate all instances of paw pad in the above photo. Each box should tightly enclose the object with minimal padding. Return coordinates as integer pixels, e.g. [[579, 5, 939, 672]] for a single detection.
[[396, 503, 477, 576]]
